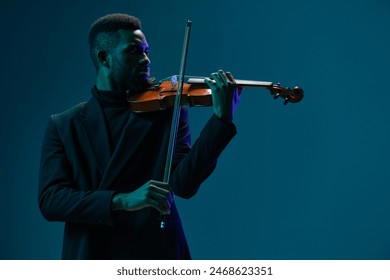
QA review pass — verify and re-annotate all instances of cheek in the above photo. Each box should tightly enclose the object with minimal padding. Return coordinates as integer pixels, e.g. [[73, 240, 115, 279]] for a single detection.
[[121, 52, 137, 64], [120, 57, 138, 72], [112, 52, 130, 66]]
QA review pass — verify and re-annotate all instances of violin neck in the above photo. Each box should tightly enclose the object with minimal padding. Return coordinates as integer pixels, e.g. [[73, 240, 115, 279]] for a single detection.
[[187, 77, 273, 88]]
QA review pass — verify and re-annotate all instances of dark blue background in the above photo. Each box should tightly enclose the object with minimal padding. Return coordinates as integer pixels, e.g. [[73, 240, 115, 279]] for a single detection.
[[1, 0, 390, 259]]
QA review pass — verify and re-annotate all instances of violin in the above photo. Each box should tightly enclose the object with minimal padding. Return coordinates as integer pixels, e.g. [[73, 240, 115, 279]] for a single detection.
[[127, 75, 304, 112]]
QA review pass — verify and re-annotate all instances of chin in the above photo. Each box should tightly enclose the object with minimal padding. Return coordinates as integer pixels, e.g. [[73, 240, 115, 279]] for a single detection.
[[140, 73, 150, 81], [126, 78, 149, 93]]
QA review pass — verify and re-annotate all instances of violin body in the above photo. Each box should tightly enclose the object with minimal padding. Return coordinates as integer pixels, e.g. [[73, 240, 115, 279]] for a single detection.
[[128, 80, 213, 112]]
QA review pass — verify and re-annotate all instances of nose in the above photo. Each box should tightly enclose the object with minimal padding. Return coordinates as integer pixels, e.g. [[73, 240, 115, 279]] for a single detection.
[[139, 52, 150, 65]]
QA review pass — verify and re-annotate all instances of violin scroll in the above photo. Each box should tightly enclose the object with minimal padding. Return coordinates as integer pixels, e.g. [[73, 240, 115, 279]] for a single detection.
[[269, 83, 304, 105]]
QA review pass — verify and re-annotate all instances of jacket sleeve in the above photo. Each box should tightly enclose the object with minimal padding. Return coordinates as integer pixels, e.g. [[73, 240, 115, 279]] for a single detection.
[[170, 107, 237, 198], [38, 116, 115, 226]]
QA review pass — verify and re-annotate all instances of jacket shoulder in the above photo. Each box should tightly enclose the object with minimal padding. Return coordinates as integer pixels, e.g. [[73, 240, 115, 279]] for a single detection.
[[51, 102, 87, 127]]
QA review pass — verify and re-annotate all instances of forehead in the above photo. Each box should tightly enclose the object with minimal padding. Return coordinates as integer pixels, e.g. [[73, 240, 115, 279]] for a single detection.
[[116, 29, 148, 46]]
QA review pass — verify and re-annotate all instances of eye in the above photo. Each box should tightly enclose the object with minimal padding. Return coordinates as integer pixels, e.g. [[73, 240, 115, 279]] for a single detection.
[[128, 46, 140, 54], [127, 46, 149, 55]]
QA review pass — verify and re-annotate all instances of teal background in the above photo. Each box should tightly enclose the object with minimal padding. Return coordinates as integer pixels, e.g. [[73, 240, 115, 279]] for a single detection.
[[1, 0, 390, 259]]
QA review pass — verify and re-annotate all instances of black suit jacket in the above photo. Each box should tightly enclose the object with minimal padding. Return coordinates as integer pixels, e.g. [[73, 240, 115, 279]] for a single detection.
[[38, 90, 236, 259]]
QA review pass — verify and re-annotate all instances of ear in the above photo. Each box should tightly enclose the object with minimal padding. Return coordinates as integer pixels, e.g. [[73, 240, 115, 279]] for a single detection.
[[97, 50, 110, 68]]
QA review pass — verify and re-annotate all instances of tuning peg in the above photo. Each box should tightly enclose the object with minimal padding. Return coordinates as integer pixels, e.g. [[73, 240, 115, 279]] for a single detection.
[[283, 98, 289, 105], [273, 92, 280, 99]]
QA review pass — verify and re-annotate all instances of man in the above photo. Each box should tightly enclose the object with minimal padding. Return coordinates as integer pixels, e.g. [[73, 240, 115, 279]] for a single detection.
[[39, 13, 240, 259]]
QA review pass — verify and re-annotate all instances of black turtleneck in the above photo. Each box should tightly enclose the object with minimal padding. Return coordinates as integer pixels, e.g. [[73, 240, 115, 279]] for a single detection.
[[91, 86, 131, 153]]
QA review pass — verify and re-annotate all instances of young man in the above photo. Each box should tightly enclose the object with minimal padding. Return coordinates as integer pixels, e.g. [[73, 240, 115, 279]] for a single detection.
[[39, 13, 240, 259]]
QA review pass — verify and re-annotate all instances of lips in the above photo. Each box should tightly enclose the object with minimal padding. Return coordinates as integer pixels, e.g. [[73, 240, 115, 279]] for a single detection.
[[139, 66, 149, 73], [138, 67, 150, 77], [138, 67, 150, 75]]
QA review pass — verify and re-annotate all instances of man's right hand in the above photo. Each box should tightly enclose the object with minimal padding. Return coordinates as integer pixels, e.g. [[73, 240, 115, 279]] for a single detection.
[[111, 180, 173, 215]]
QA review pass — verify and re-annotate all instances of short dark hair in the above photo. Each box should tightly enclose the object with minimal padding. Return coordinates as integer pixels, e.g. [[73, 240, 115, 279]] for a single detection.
[[88, 13, 142, 70]]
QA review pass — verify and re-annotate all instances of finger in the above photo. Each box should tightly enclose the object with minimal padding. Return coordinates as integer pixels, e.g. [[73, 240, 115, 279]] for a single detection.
[[149, 184, 170, 196], [203, 77, 216, 90], [148, 192, 171, 213], [149, 193, 173, 214], [149, 180, 169, 189], [147, 197, 170, 215], [210, 72, 224, 88], [148, 180, 174, 205], [149, 180, 171, 192], [225, 71, 242, 96], [158, 198, 171, 215], [169, 191, 175, 204], [218, 69, 230, 87], [149, 189, 171, 204], [225, 71, 236, 85]]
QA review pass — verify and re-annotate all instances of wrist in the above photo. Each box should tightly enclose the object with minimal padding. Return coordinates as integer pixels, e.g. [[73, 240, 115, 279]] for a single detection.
[[111, 193, 124, 211], [214, 112, 232, 124]]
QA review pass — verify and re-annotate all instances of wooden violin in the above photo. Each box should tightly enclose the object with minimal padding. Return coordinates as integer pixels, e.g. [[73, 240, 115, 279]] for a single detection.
[[127, 75, 304, 112]]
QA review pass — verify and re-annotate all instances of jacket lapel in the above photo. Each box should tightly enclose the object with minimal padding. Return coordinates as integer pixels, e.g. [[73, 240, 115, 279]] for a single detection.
[[79, 97, 112, 176]]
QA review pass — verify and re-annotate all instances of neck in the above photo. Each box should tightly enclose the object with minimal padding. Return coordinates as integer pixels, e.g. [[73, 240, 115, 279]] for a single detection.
[[96, 70, 117, 91]]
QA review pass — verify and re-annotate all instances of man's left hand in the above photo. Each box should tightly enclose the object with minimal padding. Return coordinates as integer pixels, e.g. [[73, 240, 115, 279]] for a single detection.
[[204, 69, 242, 123]]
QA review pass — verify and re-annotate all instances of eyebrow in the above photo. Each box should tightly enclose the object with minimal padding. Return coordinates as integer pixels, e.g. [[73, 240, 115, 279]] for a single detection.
[[124, 43, 149, 50]]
